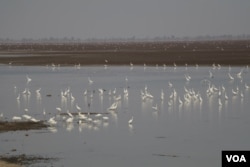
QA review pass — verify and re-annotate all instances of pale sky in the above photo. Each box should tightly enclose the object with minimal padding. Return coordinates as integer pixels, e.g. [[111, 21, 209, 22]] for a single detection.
[[0, 0, 250, 39]]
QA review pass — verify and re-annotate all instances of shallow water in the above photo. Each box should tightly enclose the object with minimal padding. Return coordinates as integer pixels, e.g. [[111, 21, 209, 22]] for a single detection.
[[0, 64, 250, 167]]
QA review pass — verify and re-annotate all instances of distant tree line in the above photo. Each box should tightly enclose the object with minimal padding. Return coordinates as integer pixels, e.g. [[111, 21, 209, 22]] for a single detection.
[[0, 34, 250, 43]]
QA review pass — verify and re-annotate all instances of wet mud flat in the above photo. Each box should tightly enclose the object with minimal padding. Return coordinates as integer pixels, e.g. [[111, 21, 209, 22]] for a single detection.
[[0, 40, 250, 66], [0, 121, 56, 166], [0, 154, 57, 167], [0, 121, 48, 133]]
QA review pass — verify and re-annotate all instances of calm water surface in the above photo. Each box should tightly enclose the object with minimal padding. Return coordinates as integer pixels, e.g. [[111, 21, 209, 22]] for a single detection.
[[0, 64, 250, 167]]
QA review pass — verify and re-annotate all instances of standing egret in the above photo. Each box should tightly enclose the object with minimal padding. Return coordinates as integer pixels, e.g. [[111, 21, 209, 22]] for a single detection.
[[245, 83, 250, 89], [48, 117, 57, 125], [16, 94, 20, 100], [130, 62, 133, 70], [228, 73, 234, 80], [66, 117, 74, 123], [56, 107, 62, 112], [160, 89, 164, 100], [88, 77, 93, 85], [102, 116, 109, 121], [26, 75, 32, 84], [12, 116, 22, 121], [128, 116, 133, 124], [98, 89, 104, 95], [67, 110, 73, 117], [76, 103, 81, 111], [152, 104, 158, 111]]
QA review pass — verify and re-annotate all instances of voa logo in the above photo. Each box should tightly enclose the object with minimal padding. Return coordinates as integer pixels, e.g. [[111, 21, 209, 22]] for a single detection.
[[226, 155, 246, 163], [222, 151, 250, 167]]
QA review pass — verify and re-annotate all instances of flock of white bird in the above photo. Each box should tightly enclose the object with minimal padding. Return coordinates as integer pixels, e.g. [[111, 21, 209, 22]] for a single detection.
[[1, 63, 249, 133]]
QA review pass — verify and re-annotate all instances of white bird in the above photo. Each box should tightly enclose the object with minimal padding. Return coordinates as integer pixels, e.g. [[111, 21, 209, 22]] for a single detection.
[[56, 107, 62, 112], [102, 116, 109, 121], [144, 85, 148, 92], [114, 95, 122, 101], [232, 89, 238, 96], [178, 97, 183, 105], [130, 62, 133, 70], [83, 89, 88, 96], [209, 70, 214, 78], [22, 88, 31, 95], [26, 75, 32, 84], [78, 112, 87, 119], [152, 104, 158, 111], [124, 88, 129, 97], [36, 88, 41, 94], [98, 89, 104, 95], [221, 85, 225, 92], [95, 113, 102, 118], [16, 94, 20, 100], [145, 91, 154, 99], [43, 109, 46, 116], [113, 88, 117, 95], [67, 110, 73, 118], [76, 103, 81, 111], [66, 117, 74, 123], [128, 116, 133, 124], [173, 63, 177, 69], [70, 93, 75, 102], [217, 64, 221, 70], [30, 117, 40, 123], [160, 89, 164, 100], [107, 102, 118, 111], [224, 92, 228, 100], [240, 91, 244, 98], [245, 83, 250, 89], [163, 64, 166, 70], [12, 116, 22, 121], [22, 114, 31, 120], [48, 117, 57, 125], [169, 92, 174, 99], [77, 120, 83, 124], [218, 98, 222, 106], [237, 69, 243, 79], [185, 74, 191, 82], [88, 77, 93, 85], [228, 73, 234, 80], [168, 82, 173, 88], [212, 63, 216, 70]]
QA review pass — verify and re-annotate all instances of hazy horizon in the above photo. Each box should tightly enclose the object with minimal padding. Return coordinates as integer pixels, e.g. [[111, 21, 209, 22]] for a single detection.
[[1, 0, 250, 40]]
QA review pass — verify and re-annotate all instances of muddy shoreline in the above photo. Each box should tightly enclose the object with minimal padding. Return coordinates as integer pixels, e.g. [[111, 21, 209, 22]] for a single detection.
[[0, 40, 250, 66], [0, 121, 49, 133], [0, 121, 51, 166], [0, 154, 57, 167]]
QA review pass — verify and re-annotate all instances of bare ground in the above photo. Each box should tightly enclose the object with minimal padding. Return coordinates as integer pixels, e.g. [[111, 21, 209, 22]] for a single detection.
[[0, 121, 49, 133], [0, 40, 250, 66]]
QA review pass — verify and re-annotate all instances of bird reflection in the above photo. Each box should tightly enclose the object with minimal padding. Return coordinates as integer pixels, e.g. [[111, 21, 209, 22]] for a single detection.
[[66, 123, 74, 132], [48, 127, 58, 133], [128, 124, 134, 134]]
